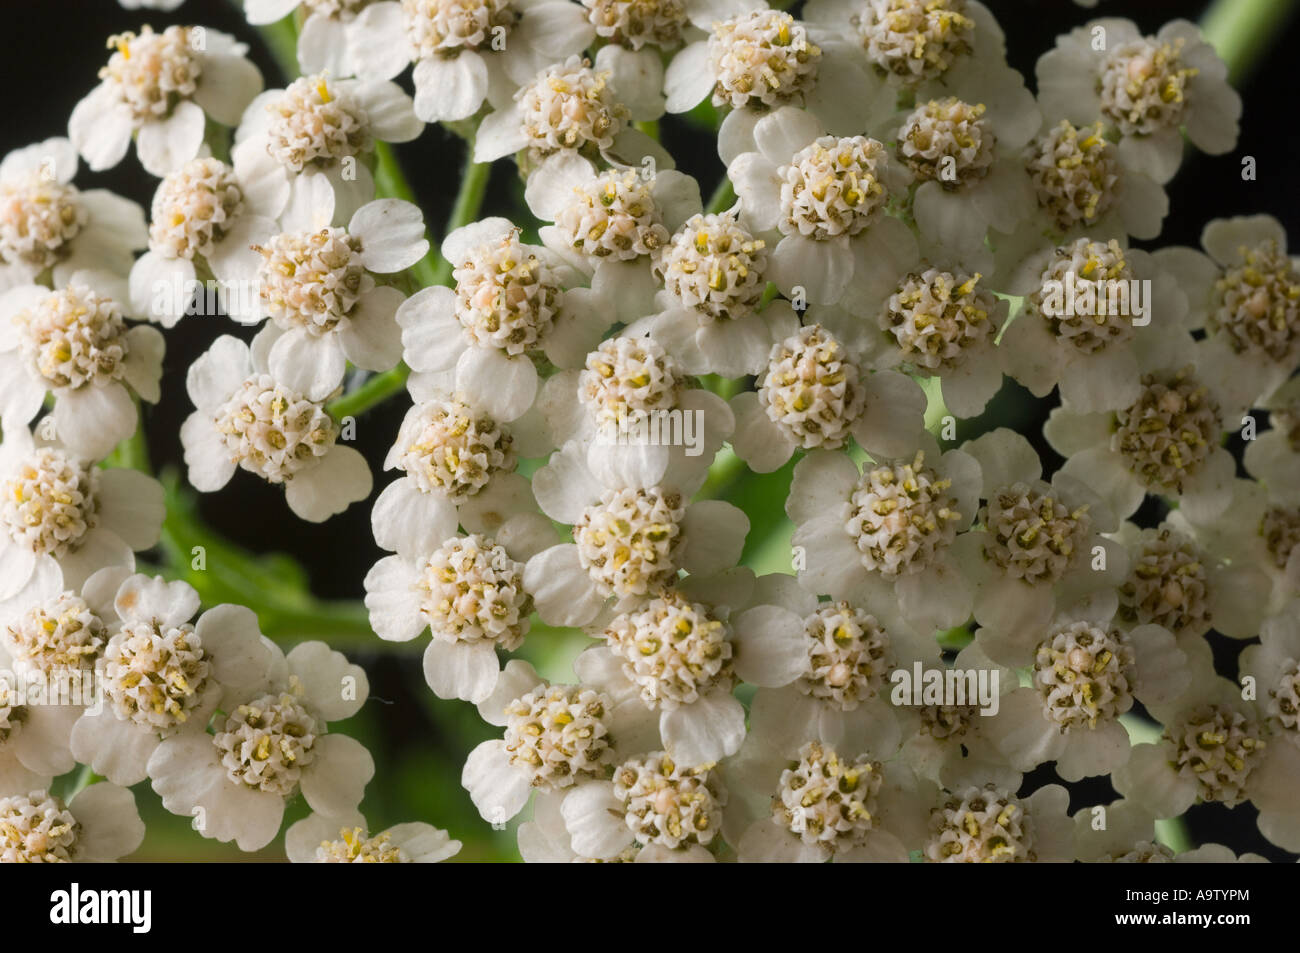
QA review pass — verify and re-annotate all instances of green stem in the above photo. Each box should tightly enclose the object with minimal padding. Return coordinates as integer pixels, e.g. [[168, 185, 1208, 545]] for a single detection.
[[327, 153, 493, 421], [1200, 0, 1297, 84], [704, 176, 736, 215]]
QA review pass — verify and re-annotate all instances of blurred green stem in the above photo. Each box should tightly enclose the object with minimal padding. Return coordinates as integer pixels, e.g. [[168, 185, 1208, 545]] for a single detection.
[[1200, 0, 1297, 83]]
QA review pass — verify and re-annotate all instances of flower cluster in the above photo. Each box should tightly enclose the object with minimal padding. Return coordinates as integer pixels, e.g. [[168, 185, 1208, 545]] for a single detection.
[[5, 0, 1293, 864]]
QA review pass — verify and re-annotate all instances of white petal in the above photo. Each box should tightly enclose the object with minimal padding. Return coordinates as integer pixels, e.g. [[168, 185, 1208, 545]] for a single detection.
[[423, 640, 500, 703], [350, 199, 430, 273], [136, 102, 206, 176], [283, 446, 373, 522], [661, 691, 746, 765]]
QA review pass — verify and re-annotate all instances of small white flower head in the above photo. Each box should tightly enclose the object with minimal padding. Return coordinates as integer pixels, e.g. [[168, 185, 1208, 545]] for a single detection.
[[69, 573, 271, 787], [926, 785, 1033, 862], [585, 0, 688, 51], [213, 688, 320, 797], [504, 683, 616, 788], [779, 135, 889, 241], [248, 199, 426, 401], [708, 10, 821, 110], [1097, 35, 1199, 139], [0, 274, 164, 459], [3, 590, 107, 679], [70, 27, 263, 176], [148, 640, 371, 852], [881, 268, 1000, 373], [575, 486, 687, 598], [454, 227, 564, 355], [796, 602, 889, 710], [0, 784, 144, 862], [1261, 506, 1300, 575], [614, 751, 725, 849], [655, 211, 768, 322], [1036, 19, 1239, 184], [1032, 620, 1135, 731], [285, 809, 462, 863], [579, 335, 683, 429], [758, 325, 865, 451], [852, 0, 974, 86], [403, 0, 518, 55], [1022, 120, 1117, 233], [213, 375, 339, 485], [392, 395, 516, 502], [899, 97, 995, 187], [0, 138, 146, 286], [3, 450, 99, 557], [147, 157, 245, 261], [847, 451, 963, 579], [1113, 366, 1219, 493], [1164, 703, 1266, 807], [1117, 525, 1211, 639], [265, 74, 373, 173], [554, 168, 671, 261], [1027, 238, 1135, 354], [980, 482, 1090, 586], [603, 589, 734, 709], [1208, 237, 1300, 365], [183, 336, 373, 523], [516, 57, 629, 165], [774, 740, 882, 850], [418, 534, 532, 650]]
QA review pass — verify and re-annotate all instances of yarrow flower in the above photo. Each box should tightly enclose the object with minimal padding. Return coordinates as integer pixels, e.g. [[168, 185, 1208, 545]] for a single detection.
[[69, 572, 272, 787], [181, 335, 373, 522], [0, 137, 147, 288], [70, 25, 264, 176], [148, 640, 373, 852], [0, 783, 144, 862], [285, 809, 462, 863]]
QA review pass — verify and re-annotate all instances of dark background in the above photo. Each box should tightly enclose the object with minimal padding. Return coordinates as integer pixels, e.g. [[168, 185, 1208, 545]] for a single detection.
[[6, 0, 1297, 860]]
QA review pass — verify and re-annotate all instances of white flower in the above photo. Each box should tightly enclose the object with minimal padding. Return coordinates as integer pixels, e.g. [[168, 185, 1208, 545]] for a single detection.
[[989, 118, 1168, 261], [1246, 376, 1300, 499], [523, 439, 749, 627], [1072, 799, 1267, 863], [0, 138, 147, 287], [959, 428, 1127, 644], [0, 567, 130, 793], [1151, 215, 1300, 420], [474, 55, 666, 168], [538, 330, 733, 461], [1110, 515, 1272, 642], [181, 335, 374, 522], [1238, 608, 1300, 850], [978, 600, 1189, 782], [576, 569, 755, 765], [0, 273, 164, 459], [1113, 636, 1300, 851], [664, 4, 887, 154], [786, 437, 982, 633], [728, 107, 908, 305], [1036, 18, 1240, 184], [897, 642, 1021, 792], [733, 573, 939, 760], [525, 154, 702, 325], [69, 26, 264, 176], [69, 572, 272, 787], [398, 217, 608, 421], [234, 73, 422, 227], [557, 750, 726, 860], [128, 155, 288, 328], [1045, 348, 1238, 525], [925, 782, 1073, 862], [345, 0, 596, 124], [0, 427, 164, 604], [729, 733, 934, 862], [0, 783, 144, 862], [624, 208, 795, 377], [365, 528, 554, 702], [997, 239, 1192, 414], [285, 809, 461, 862], [731, 322, 928, 473], [886, 93, 1041, 270], [462, 658, 657, 825], [229, 199, 428, 401], [148, 640, 372, 852], [582, 0, 702, 122]]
